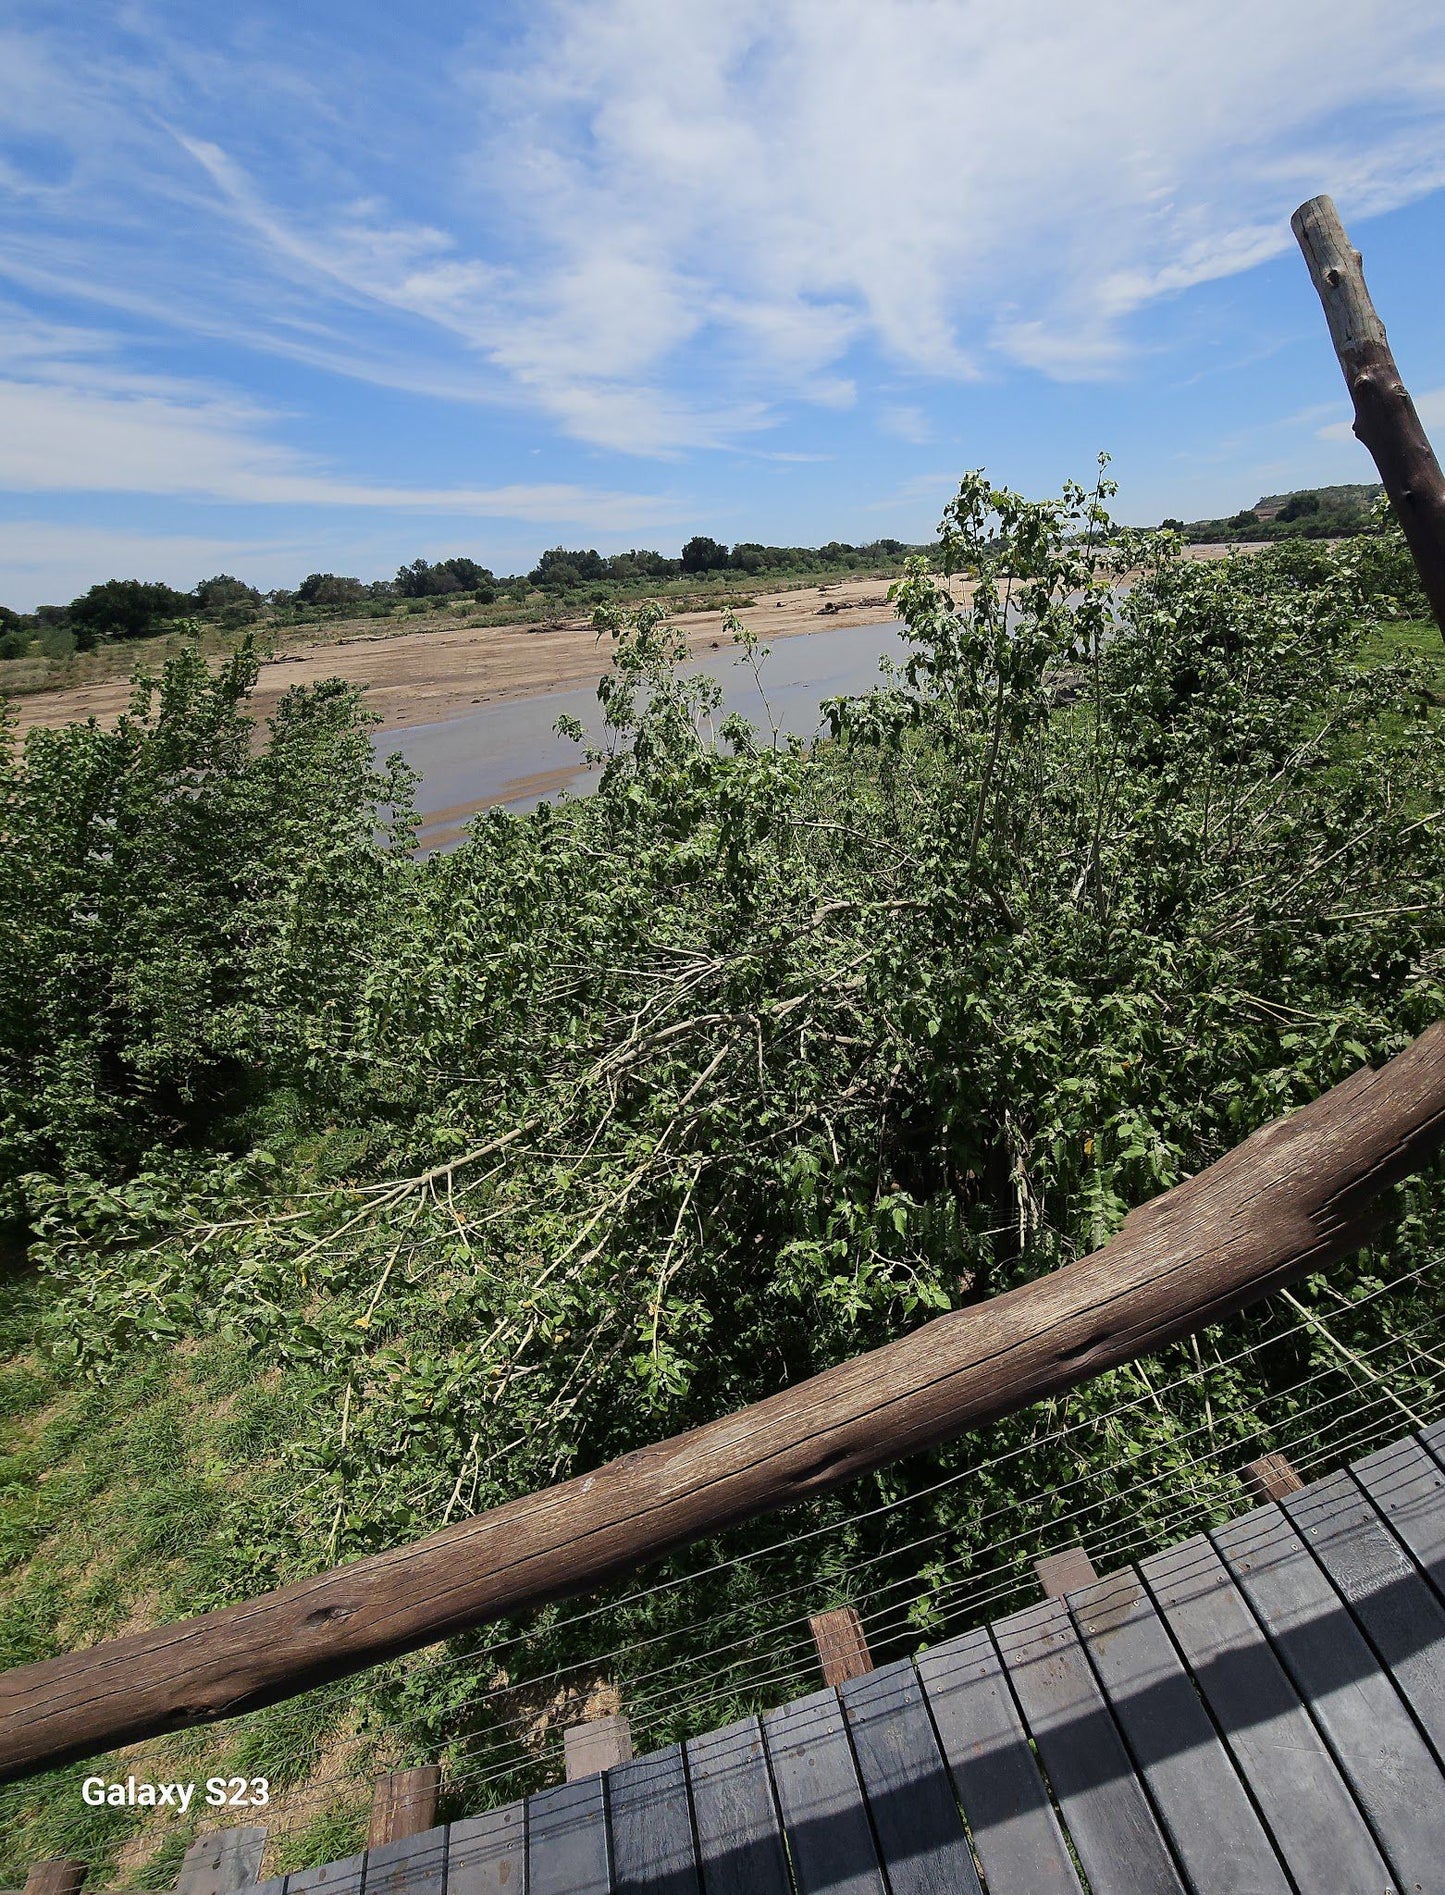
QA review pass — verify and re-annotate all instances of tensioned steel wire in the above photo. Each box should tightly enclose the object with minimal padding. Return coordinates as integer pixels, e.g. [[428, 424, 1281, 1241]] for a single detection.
[[428, 1313, 1439, 1773], [225, 1389, 1442, 1835], [435, 1377, 1443, 1814], [78, 1246, 1445, 1833], [284, 1241, 1445, 1710], [268, 1245, 1445, 1730], [437, 1373, 1440, 1805], [203, 1259, 1445, 1834]]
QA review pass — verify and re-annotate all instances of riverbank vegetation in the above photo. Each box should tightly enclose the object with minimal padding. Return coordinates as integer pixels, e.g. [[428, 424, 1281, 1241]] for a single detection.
[[0, 539, 926, 702], [2, 469, 1444, 1877]]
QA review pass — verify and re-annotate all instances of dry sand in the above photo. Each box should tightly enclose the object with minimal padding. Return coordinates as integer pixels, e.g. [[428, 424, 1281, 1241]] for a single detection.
[[6, 575, 929, 741], [4, 546, 1256, 741]]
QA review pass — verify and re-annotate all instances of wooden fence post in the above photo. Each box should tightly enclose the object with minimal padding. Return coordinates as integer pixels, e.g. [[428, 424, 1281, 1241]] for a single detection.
[[809, 1606, 874, 1686], [563, 1713, 632, 1780], [1033, 1545, 1098, 1599], [1293, 194, 1445, 636], [368, 1766, 441, 1847], [1240, 1451, 1304, 1506], [21, 1865, 85, 1895], [174, 1830, 267, 1895]]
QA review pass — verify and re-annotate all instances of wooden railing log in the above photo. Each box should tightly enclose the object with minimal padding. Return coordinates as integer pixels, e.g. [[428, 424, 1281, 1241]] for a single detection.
[[2, 1024, 1445, 1780]]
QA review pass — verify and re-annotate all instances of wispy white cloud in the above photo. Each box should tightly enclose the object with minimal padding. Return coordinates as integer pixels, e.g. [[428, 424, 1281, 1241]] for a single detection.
[[878, 404, 932, 445], [0, 316, 676, 525], [3, 2, 1445, 467], [466, 0, 1445, 412]]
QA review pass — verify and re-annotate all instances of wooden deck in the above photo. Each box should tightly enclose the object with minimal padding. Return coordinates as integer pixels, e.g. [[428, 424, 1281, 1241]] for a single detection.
[[262, 1422, 1445, 1894]]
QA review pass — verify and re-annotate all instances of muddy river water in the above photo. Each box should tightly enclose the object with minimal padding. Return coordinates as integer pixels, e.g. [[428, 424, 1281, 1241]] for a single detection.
[[388, 618, 911, 851]]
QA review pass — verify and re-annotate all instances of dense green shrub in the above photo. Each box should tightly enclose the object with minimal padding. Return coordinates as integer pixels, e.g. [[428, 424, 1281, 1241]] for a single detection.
[[2, 472, 1443, 1871]]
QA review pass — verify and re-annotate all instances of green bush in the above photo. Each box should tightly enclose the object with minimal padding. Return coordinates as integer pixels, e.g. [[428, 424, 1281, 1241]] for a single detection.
[[3, 470, 1443, 1863]]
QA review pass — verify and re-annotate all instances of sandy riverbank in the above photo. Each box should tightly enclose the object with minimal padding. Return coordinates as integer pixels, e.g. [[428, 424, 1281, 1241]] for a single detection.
[[4, 544, 1261, 742], [6, 574, 940, 741]]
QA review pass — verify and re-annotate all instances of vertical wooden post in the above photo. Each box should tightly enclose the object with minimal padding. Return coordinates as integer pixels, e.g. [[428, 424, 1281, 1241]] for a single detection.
[[563, 1713, 633, 1780], [1293, 194, 1445, 636], [174, 1830, 267, 1895], [22, 1865, 85, 1895], [368, 1765, 442, 1847], [809, 1605, 874, 1686], [1033, 1544, 1097, 1599], [1240, 1451, 1304, 1505]]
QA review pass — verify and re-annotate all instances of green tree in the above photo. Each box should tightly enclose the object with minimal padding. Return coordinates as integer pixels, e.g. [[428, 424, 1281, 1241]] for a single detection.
[[0, 640, 416, 1206], [680, 535, 731, 573], [194, 575, 261, 610], [296, 574, 365, 607], [1277, 492, 1321, 522], [530, 547, 607, 588], [66, 579, 192, 649]]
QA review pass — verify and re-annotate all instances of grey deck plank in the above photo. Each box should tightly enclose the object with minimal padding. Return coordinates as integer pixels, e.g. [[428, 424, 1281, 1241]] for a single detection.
[[1351, 1433, 1445, 1604], [916, 1625, 1082, 1895], [1142, 1533, 1392, 1893], [609, 1743, 700, 1895], [838, 1658, 982, 1895], [448, 1803, 527, 1895], [286, 1853, 365, 1895], [994, 1598, 1186, 1895], [526, 1776, 610, 1895], [762, 1687, 884, 1895], [684, 1716, 791, 1895], [1285, 1465, 1445, 1759], [1070, 1569, 1290, 1894], [1215, 1501, 1445, 1894], [1418, 1415, 1445, 1471], [367, 1825, 448, 1895]]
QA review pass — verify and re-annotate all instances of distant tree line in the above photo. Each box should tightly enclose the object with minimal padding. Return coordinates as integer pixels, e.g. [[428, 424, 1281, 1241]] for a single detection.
[[0, 536, 921, 659], [527, 536, 912, 589]]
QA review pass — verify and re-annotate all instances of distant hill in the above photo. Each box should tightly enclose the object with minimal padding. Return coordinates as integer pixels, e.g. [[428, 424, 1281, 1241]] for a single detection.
[[1252, 483, 1384, 520], [1164, 483, 1385, 543]]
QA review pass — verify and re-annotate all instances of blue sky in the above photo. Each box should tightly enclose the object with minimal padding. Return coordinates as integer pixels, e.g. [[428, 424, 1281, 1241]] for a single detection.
[[2, 0, 1445, 609]]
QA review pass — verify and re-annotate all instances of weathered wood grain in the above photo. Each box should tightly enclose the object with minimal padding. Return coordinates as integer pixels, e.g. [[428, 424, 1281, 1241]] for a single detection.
[[369, 1767, 442, 1847], [364, 1824, 447, 1895], [1294, 194, 1445, 635], [684, 1716, 791, 1895], [996, 1598, 1187, 1893], [175, 1829, 268, 1895], [761, 1689, 883, 1895], [915, 1625, 1082, 1894], [447, 1804, 526, 1895], [838, 1660, 981, 1895], [526, 1778, 609, 1895], [1214, 1502, 1445, 1891], [1351, 1433, 1445, 1602], [1283, 1467, 1445, 1757], [1141, 1533, 1391, 1892], [286, 1852, 365, 1895], [20, 1866, 86, 1895], [608, 1743, 699, 1895], [1070, 1569, 1290, 1892], [6, 1026, 1445, 1779], [809, 1606, 873, 1687]]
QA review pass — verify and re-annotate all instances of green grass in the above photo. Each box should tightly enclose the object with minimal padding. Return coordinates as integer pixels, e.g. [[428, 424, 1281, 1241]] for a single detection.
[[1360, 615, 1445, 685]]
